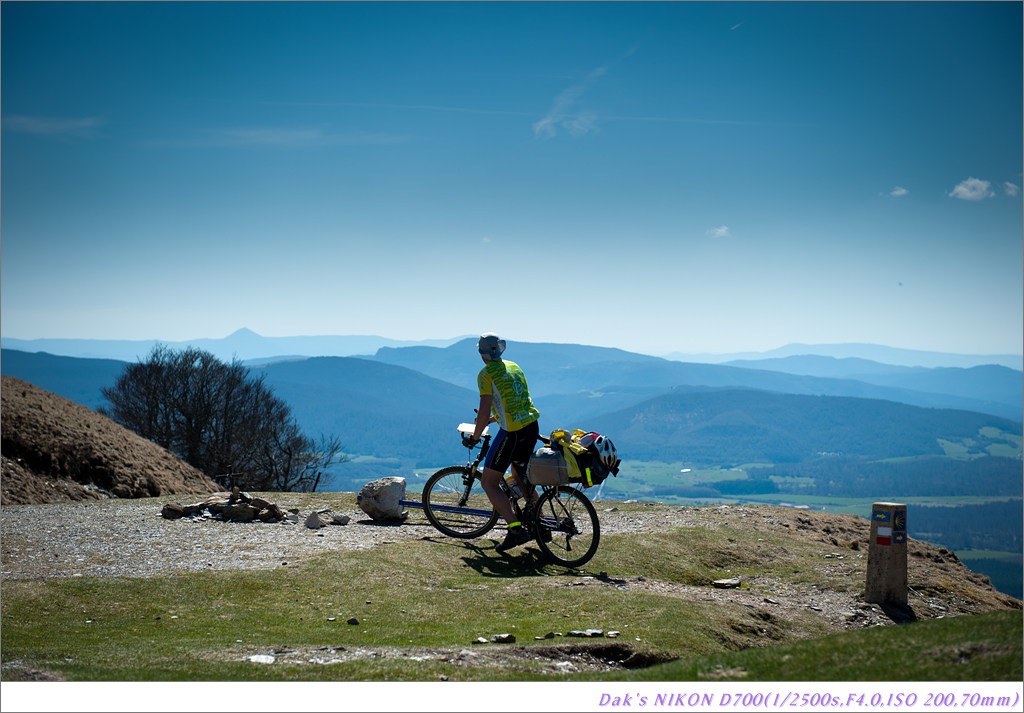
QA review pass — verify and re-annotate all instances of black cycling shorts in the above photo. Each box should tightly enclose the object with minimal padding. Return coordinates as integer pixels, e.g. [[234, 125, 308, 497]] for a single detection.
[[483, 420, 540, 475]]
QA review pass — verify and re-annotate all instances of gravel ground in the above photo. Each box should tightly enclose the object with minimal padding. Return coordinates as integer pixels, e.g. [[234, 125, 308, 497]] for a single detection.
[[0, 495, 685, 581], [1, 496, 438, 579]]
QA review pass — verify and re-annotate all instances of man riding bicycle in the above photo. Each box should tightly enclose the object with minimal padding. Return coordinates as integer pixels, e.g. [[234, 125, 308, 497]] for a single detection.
[[467, 333, 541, 552]]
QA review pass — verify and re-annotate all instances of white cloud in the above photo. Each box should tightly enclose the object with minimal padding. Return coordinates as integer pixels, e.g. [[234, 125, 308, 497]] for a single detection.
[[948, 177, 995, 201], [889, 186, 909, 197], [566, 112, 600, 138], [4, 115, 104, 137], [533, 76, 600, 139], [707, 225, 731, 238], [1004, 181, 1020, 197], [532, 46, 639, 140]]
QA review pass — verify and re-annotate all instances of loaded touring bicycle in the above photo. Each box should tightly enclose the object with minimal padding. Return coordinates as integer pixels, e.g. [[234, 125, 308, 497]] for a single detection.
[[421, 423, 620, 568]]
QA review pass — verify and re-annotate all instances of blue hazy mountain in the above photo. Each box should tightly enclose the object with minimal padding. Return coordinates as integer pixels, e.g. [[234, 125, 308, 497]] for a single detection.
[[585, 386, 1022, 466], [722, 356, 1022, 422], [370, 340, 1021, 422], [669, 342, 1023, 371], [0, 349, 475, 467], [0, 327, 471, 363], [5, 329, 1019, 370], [4, 345, 1019, 465], [371, 338, 664, 394], [0, 350, 126, 411], [249, 356, 475, 466]]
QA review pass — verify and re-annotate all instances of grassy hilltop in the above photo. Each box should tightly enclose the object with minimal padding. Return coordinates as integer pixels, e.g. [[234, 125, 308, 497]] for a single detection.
[[2, 493, 1020, 683]]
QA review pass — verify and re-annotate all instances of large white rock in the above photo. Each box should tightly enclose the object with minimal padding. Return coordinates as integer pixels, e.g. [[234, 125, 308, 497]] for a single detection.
[[358, 477, 408, 521]]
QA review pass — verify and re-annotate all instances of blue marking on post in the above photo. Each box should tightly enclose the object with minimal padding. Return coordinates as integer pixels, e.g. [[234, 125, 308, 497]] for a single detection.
[[893, 509, 907, 532]]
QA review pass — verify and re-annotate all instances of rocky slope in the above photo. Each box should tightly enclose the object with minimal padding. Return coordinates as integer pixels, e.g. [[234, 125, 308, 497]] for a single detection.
[[1, 376, 218, 505]]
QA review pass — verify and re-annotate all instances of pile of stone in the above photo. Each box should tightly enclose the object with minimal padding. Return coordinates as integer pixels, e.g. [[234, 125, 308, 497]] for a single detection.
[[304, 508, 350, 528], [473, 629, 622, 645], [160, 476, 409, 526], [159, 475, 411, 524], [160, 490, 296, 524]]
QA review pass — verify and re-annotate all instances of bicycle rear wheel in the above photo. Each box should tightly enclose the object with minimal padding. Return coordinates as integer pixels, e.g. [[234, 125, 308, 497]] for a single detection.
[[533, 485, 600, 567], [422, 465, 500, 539]]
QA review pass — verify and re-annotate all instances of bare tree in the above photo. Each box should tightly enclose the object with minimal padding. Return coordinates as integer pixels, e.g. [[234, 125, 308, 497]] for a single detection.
[[101, 345, 346, 491]]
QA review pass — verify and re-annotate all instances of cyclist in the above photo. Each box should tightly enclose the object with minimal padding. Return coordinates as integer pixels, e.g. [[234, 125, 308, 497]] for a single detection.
[[467, 333, 541, 552]]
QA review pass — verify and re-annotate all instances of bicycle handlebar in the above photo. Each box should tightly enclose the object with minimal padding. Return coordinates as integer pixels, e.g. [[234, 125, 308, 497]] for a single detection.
[[457, 422, 548, 453], [461, 432, 489, 450]]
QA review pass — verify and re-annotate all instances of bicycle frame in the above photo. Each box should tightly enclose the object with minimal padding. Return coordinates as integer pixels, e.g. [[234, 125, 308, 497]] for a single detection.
[[451, 432, 492, 513], [454, 430, 546, 525]]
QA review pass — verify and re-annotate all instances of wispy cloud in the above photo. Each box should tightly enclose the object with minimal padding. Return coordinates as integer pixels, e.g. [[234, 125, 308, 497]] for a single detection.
[[533, 69, 605, 139], [1004, 181, 1020, 197], [533, 45, 641, 140], [707, 225, 731, 239], [889, 186, 909, 197], [948, 177, 995, 201], [4, 115, 105, 137]]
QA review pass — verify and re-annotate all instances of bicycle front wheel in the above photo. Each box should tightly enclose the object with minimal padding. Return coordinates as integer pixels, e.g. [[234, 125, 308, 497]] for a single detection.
[[422, 465, 500, 539], [533, 485, 600, 568]]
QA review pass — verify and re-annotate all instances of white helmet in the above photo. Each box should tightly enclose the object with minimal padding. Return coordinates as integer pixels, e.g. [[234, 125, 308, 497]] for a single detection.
[[593, 435, 618, 470], [478, 333, 506, 361]]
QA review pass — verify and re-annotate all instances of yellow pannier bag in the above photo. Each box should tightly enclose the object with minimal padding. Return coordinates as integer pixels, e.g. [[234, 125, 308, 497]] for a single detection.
[[547, 428, 607, 488]]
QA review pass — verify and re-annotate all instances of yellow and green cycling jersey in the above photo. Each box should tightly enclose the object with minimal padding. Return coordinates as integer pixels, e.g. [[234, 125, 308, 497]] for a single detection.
[[477, 359, 540, 432]]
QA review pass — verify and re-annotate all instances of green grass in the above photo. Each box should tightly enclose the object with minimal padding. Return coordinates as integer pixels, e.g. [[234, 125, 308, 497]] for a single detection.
[[600, 609, 1022, 682], [937, 427, 1023, 460], [4, 510, 1020, 684]]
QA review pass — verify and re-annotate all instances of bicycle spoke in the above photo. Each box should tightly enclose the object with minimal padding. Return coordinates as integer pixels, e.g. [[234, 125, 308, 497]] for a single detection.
[[534, 486, 600, 567], [423, 466, 499, 539]]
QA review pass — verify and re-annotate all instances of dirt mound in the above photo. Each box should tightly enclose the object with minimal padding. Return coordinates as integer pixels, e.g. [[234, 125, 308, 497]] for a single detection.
[[1, 376, 218, 505]]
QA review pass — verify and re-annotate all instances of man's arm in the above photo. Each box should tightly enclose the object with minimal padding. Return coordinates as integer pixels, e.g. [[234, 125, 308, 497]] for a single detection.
[[473, 394, 494, 440]]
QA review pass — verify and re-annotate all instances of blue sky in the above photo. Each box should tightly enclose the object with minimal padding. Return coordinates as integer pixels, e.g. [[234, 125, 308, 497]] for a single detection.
[[2, 1, 1021, 356]]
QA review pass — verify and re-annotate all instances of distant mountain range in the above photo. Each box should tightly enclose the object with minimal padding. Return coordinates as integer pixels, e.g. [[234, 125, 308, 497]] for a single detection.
[[370, 338, 1022, 423], [668, 342, 1023, 370], [2, 338, 1021, 468], [251, 356, 472, 466], [0, 327, 472, 363], [0, 350, 127, 411], [3, 328, 1020, 370]]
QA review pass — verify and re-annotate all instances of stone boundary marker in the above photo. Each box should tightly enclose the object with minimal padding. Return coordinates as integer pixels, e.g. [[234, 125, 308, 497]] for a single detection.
[[865, 501, 908, 606]]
